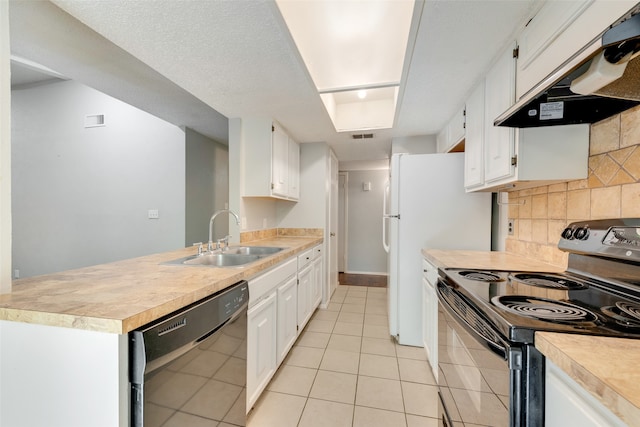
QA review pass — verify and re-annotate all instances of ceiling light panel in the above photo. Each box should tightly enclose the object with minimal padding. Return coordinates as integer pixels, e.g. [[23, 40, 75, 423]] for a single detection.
[[276, 0, 415, 92], [321, 86, 398, 132]]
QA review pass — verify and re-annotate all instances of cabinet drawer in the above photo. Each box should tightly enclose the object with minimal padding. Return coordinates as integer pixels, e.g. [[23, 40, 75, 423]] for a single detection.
[[311, 245, 322, 260], [249, 257, 297, 306], [298, 249, 313, 270], [422, 258, 439, 287]]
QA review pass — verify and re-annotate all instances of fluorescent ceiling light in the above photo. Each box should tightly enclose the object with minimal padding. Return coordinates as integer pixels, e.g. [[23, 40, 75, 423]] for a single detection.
[[276, 0, 415, 132]]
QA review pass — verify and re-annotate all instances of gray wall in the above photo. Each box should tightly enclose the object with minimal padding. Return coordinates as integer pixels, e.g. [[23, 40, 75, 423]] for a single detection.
[[185, 128, 229, 246], [12, 80, 186, 278], [345, 169, 388, 274]]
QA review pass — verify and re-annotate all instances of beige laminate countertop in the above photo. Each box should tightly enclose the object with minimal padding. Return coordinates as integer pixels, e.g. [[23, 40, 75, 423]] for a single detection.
[[423, 249, 639, 426], [537, 332, 640, 426], [422, 249, 565, 272], [0, 236, 322, 334]]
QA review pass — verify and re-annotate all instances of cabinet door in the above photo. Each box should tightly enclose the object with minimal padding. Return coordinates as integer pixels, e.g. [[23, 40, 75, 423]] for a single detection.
[[546, 360, 627, 427], [464, 83, 485, 189], [271, 124, 289, 197], [276, 275, 298, 366], [312, 256, 323, 309], [288, 138, 300, 200], [516, 1, 637, 99], [247, 292, 277, 409], [297, 264, 313, 330], [436, 126, 449, 153], [484, 42, 516, 183], [448, 107, 466, 148]]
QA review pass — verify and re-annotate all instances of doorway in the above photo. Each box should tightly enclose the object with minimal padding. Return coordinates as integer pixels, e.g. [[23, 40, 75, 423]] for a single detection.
[[338, 172, 348, 273]]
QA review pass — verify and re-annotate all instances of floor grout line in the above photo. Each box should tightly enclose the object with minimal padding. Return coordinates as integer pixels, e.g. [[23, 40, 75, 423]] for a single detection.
[[249, 283, 440, 427]]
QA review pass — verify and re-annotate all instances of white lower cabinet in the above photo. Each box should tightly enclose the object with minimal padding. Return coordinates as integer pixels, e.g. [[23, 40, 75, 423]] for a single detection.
[[545, 359, 626, 427], [246, 248, 323, 411], [421, 258, 439, 380], [247, 291, 277, 409], [312, 254, 323, 309], [276, 275, 297, 366], [297, 263, 314, 331]]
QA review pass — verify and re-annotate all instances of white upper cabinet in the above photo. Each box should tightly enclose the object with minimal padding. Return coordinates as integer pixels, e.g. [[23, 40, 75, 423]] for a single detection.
[[516, 0, 638, 100], [271, 124, 289, 198], [288, 136, 300, 199], [242, 118, 300, 201], [437, 106, 465, 153], [484, 42, 517, 184], [465, 42, 591, 192], [464, 83, 485, 189]]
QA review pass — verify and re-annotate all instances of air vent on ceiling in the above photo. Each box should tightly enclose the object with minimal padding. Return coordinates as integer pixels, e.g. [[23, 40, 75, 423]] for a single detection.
[[352, 133, 374, 139]]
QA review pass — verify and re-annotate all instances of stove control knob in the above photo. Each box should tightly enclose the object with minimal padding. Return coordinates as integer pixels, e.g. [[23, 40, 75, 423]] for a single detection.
[[574, 227, 590, 240], [561, 227, 574, 240]]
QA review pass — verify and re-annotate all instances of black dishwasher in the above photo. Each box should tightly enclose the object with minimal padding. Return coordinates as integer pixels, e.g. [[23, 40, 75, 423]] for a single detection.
[[130, 280, 248, 427]]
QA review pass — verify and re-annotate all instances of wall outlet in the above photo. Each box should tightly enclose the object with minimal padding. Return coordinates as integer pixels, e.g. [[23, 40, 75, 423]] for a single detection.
[[508, 218, 515, 235], [14, 269, 19, 279], [148, 209, 159, 219], [241, 217, 247, 229], [262, 218, 268, 228]]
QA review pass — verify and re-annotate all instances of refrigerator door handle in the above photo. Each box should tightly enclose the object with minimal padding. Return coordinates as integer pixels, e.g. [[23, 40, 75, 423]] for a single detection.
[[383, 181, 390, 253]]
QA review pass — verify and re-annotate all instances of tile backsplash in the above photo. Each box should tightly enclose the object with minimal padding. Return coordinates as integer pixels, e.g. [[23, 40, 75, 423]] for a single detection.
[[506, 105, 640, 268]]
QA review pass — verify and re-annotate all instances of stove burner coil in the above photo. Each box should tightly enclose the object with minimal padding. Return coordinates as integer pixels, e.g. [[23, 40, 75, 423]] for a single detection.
[[616, 301, 640, 321], [510, 273, 588, 290], [492, 296, 598, 324], [601, 302, 640, 328], [458, 271, 503, 282]]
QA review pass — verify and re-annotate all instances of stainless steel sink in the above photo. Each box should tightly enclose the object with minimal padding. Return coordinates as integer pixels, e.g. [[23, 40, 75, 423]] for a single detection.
[[164, 246, 284, 268], [183, 253, 261, 267], [224, 246, 284, 256]]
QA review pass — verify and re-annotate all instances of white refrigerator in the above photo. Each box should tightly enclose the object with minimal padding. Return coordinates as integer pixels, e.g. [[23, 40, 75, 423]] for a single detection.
[[383, 152, 492, 346]]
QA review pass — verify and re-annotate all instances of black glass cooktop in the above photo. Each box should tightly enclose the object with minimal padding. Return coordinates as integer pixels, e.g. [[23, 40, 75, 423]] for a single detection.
[[439, 268, 640, 344]]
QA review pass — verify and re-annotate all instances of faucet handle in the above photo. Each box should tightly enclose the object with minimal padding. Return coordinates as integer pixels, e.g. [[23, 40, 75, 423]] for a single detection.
[[192, 242, 204, 255], [218, 235, 233, 251]]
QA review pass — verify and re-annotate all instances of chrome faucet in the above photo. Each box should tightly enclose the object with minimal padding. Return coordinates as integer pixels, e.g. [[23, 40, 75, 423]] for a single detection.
[[208, 209, 241, 252]]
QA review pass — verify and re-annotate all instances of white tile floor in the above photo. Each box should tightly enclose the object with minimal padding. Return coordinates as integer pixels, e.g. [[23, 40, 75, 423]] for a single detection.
[[247, 285, 440, 427]]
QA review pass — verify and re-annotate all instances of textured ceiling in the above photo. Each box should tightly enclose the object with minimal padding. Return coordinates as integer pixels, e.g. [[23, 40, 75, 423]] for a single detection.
[[10, 0, 540, 162]]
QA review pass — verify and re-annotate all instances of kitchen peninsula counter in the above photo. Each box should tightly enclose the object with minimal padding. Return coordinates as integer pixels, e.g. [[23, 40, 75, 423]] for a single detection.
[[0, 234, 322, 334], [423, 248, 639, 426]]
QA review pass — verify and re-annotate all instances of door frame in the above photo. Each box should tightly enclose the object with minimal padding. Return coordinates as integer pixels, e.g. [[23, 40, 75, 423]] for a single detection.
[[338, 171, 348, 274]]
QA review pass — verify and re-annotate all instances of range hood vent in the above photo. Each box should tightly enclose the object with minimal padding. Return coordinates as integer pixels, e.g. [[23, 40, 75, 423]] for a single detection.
[[496, 6, 640, 128]]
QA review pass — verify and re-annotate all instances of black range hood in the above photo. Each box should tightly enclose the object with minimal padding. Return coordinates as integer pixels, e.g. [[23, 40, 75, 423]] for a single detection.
[[496, 6, 640, 128]]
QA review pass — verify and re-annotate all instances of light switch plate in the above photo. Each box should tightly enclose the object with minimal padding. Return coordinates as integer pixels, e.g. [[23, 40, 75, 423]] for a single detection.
[[148, 209, 159, 219]]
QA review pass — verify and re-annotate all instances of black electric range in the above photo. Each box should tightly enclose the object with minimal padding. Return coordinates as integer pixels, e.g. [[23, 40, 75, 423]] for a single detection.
[[436, 218, 640, 427], [439, 218, 640, 344]]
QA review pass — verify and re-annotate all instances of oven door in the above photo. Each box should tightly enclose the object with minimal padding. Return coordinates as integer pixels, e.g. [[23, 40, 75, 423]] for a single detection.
[[437, 280, 520, 427]]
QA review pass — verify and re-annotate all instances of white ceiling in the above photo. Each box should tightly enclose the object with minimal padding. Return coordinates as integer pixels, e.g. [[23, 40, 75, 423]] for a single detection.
[[9, 0, 541, 163]]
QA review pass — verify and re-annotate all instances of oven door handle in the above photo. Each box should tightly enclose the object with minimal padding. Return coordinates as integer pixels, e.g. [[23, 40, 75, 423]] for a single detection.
[[437, 285, 509, 360]]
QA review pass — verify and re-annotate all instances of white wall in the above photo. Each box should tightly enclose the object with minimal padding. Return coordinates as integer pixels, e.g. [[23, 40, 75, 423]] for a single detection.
[[391, 135, 437, 155], [185, 128, 229, 246], [1, 1, 11, 292], [278, 142, 328, 229], [12, 80, 186, 278], [344, 169, 388, 274]]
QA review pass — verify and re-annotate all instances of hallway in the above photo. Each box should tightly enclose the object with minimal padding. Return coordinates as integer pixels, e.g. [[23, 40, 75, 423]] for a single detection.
[[247, 284, 439, 427]]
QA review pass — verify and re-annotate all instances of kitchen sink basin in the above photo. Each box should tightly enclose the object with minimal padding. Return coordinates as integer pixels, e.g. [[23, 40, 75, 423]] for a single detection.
[[224, 246, 284, 256], [164, 246, 284, 268], [183, 253, 261, 267]]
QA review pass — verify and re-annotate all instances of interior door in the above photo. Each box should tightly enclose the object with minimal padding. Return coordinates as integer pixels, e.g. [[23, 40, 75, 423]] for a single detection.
[[338, 172, 347, 272], [329, 151, 339, 297]]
